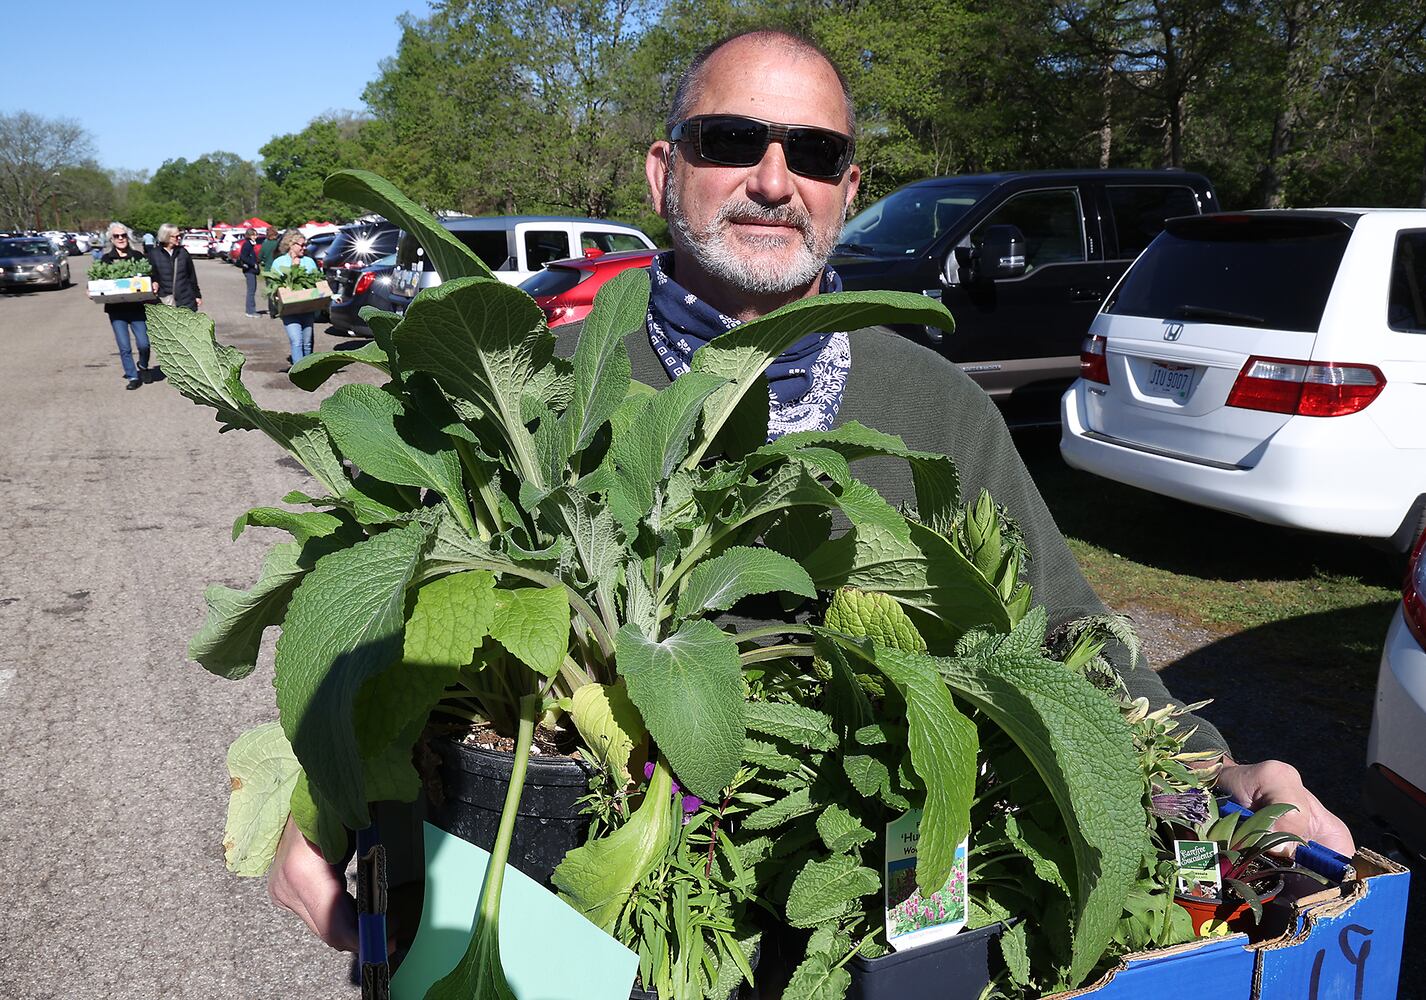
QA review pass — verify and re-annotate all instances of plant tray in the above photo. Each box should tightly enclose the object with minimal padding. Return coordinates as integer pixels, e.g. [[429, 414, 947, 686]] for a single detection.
[[273, 280, 332, 316], [1044, 848, 1409, 1000], [86, 276, 155, 303]]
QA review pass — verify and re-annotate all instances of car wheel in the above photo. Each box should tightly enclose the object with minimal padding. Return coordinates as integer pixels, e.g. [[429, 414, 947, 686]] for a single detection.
[[61, 266, 71, 288]]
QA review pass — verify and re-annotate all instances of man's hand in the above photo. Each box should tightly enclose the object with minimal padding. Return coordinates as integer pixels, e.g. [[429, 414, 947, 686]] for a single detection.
[[196, 297, 203, 308], [1216, 759, 1355, 857], [267, 816, 358, 952]]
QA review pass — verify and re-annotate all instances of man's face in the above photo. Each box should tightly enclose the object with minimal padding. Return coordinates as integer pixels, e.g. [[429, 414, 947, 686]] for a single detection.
[[648, 42, 860, 299]]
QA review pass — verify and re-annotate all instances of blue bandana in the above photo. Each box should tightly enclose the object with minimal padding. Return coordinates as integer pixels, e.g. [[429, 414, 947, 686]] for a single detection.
[[645, 252, 851, 439]]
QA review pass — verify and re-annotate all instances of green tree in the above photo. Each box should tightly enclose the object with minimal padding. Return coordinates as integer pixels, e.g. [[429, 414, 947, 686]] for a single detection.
[[0, 111, 94, 230], [259, 115, 372, 226], [148, 151, 260, 225]]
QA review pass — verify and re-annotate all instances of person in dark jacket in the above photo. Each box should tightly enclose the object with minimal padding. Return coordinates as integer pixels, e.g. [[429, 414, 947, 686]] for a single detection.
[[237, 227, 261, 317], [148, 223, 202, 310], [99, 222, 155, 390]]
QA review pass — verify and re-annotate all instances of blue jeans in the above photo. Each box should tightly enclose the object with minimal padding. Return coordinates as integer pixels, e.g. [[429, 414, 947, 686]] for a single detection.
[[244, 271, 258, 315], [285, 318, 315, 361], [110, 317, 150, 380]]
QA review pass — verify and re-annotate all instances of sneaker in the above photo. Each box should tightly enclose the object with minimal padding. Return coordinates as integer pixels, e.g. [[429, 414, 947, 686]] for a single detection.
[[126, 378, 142, 390], [139, 367, 155, 383]]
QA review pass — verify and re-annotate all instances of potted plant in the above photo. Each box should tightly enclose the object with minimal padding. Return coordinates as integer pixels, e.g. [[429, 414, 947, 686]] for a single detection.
[[159, 170, 1211, 1000], [86, 256, 156, 303]]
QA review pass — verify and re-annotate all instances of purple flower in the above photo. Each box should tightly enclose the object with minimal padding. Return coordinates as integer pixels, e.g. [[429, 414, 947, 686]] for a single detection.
[[1151, 790, 1212, 826], [642, 762, 703, 819]]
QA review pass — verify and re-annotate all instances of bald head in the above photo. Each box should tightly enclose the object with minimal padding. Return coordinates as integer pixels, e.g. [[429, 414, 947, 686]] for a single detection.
[[667, 30, 856, 137]]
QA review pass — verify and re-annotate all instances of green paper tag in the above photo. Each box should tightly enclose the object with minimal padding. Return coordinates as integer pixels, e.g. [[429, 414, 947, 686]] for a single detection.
[[884, 809, 968, 951], [1174, 839, 1223, 898]]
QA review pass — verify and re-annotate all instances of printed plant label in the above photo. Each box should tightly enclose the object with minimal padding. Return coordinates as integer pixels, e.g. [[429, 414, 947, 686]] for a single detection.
[[1174, 839, 1224, 898], [884, 809, 968, 951]]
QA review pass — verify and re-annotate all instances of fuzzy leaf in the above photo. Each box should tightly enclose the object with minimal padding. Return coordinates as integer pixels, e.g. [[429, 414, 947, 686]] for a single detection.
[[231, 507, 347, 543], [824, 587, 927, 654], [287, 340, 391, 391], [816, 804, 875, 854], [325, 169, 494, 283], [609, 371, 726, 531], [785, 856, 882, 927], [676, 546, 816, 619], [491, 586, 570, 679], [273, 520, 428, 829], [616, 620, 744, 801], [741, 786, 817, 831], [562, 268, 643, 458], [223, 723, 302, 876], [783, 933, 851, 1000], [571, 682, 645, 782], [289, 770, 348, 863], [744, 702, 836, 752]]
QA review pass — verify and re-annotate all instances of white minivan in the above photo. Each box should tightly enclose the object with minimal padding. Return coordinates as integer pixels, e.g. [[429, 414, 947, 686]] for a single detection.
[[388, 215, 655, 312], [1061, 210, 1426, 549]]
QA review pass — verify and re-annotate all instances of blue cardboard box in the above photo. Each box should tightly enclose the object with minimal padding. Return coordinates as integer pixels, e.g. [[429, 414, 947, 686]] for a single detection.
[[1048, 848, 1410, 999]]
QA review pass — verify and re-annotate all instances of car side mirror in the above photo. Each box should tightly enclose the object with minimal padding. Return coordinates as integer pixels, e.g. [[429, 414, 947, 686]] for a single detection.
[[975, 224, 1027, 279]]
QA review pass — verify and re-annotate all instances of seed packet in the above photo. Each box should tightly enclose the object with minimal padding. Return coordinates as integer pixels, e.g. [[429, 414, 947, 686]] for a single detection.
[[1174, 839, 1224, 898], [884, 809, 968, 951]]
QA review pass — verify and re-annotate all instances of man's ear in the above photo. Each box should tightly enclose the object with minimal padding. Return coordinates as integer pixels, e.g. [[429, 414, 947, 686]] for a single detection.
[[646, 141, 672, 218], [844, 163, 861, 215]]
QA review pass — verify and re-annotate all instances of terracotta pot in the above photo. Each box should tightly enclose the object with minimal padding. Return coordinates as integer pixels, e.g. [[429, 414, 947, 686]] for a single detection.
[[1174, 873, 1286, 936]]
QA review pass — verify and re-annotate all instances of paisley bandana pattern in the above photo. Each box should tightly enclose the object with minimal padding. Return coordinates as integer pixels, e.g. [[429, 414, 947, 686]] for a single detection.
[[645, 252, 850, 440]]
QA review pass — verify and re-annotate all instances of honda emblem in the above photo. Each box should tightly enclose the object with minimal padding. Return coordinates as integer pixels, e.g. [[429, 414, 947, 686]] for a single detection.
[[1163, 322, 1184, 342]]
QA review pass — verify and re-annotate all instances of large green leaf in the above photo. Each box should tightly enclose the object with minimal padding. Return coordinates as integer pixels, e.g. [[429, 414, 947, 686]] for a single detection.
[[393, 277, 552, 487], [684, 290, 956, 466], [804, 520, 1009, 650], [324, 169, 494, 282], [287, 340, 391, 391], [318, 383, 475, 536], [273, 521, 428, 829], [675, 546, 816, 619], [615, 620, 745, 801], [223, 723, 302, 876], [490, 586, 570, 679], [561, 268, 644, 460], [145, 305, 349, 495], [570, 682, 646, 782], [877, 642, 1146, 988], [553, 761, 676, 929], [231, 507, 348, 543], [785, 855, 882, 927]]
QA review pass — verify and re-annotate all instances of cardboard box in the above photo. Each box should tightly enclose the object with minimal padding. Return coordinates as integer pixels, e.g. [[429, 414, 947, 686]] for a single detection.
[[86, 275, 155, 303], [1047, 848, 1409, 999], [272, 281, 333, 316]]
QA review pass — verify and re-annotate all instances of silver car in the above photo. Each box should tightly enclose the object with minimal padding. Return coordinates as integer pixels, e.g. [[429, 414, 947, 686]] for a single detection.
[[0, 237, 71, 290]]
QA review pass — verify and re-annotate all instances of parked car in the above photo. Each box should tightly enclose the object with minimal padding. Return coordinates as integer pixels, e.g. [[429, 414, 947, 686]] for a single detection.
[[327, 252, 398, 338], [1060, 209, 1426, 549], [834, 169, 1218, 425], [180, 230, 214, 258], [0, 236, 71, 290], [387, 216, 656, 312], [518, 248, 659, 328], [72, 233, 91, 254], [321, 222, 399, 285], [306, 232, 340, 271], [1365, 526, 1426, 861]]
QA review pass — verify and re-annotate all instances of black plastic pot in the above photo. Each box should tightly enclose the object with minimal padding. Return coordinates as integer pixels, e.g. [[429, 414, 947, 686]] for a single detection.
[[846, 921, 1008, 1000], [424, 733, 595, 886]]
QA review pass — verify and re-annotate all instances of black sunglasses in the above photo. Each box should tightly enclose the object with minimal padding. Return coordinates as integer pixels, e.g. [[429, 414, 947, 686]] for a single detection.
[[669, 114, 854, 180]]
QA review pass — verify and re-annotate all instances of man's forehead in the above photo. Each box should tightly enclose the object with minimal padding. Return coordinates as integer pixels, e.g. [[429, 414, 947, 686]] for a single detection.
[[688, 40, 848, 130]]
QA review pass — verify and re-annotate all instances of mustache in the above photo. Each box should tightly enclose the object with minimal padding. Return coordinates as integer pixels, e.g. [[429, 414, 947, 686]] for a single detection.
[[711, 199, 814, 236]]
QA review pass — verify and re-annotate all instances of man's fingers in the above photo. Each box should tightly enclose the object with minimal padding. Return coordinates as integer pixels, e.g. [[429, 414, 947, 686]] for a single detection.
[[303, 876, 360, 953]]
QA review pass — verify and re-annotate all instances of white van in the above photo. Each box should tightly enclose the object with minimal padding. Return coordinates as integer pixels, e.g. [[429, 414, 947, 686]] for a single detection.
[[1060, 209, 1426, 549]]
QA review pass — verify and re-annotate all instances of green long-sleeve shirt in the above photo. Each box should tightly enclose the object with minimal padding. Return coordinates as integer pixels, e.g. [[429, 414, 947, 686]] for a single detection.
[[552, 318, 1228, 756]]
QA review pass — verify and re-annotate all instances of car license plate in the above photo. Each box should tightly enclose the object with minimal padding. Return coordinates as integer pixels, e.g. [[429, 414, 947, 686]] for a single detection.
[[1145, 361, 1195, 401]]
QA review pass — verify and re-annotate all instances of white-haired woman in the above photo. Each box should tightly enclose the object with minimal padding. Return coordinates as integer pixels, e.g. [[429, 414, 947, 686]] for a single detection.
[[99, 222, 154, 389], [149, 223, 202, 311], [270, 231, 319, 363]]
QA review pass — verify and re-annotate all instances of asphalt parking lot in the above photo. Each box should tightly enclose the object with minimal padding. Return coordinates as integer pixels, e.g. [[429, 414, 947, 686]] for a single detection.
[[0, 256, 1417, 997]]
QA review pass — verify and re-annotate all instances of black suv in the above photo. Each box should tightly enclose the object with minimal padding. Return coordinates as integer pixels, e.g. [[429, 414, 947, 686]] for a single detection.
[[834, 169, 1217, 425]]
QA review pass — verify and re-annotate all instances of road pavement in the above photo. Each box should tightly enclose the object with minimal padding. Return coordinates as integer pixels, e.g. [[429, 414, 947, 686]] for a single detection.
[[0, 257, 368, 998]]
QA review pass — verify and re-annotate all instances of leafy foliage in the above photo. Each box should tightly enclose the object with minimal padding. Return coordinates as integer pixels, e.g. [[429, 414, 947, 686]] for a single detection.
[[87, 257, 151, 280]]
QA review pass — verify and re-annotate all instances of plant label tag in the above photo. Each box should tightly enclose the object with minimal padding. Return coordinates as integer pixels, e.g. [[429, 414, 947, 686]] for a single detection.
[[884, 809, 968, 952], [1174, 839, 1223, 898]]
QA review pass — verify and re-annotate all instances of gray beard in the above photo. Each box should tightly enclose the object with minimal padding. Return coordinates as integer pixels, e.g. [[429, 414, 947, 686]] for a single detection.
[[665, 174, 845, 297]]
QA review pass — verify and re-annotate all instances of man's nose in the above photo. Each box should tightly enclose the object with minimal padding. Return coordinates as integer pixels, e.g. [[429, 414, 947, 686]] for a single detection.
[[744, 139, 795, 204]]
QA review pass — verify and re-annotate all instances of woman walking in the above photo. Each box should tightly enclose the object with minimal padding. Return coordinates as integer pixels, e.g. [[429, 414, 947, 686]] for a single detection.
[[148, 223, 202, 310], [270, 231, 318, 364], [99, 222, 154, 390]]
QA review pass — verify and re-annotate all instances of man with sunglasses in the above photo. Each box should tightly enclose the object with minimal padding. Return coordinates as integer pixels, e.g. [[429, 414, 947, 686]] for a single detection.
[[266, 27, 1351, 959]]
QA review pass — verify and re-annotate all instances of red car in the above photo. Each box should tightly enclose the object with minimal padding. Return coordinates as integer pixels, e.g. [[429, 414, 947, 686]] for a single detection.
[[519, 248, 659, 328]]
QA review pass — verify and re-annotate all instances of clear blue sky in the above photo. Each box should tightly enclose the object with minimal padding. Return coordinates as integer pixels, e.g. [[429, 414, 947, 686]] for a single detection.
[[7, 2, 427, 175]]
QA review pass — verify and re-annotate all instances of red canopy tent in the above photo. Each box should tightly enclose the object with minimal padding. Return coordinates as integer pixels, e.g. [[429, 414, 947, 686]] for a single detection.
[[237, 217, 274, 231]]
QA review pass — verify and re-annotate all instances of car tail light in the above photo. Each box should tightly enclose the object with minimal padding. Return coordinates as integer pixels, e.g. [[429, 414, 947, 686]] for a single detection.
[[1225, 356, 1385, 416], [1403, 528, 1426, 649], [353, 271, 375, 296], [1080, 335, 1109, 384]]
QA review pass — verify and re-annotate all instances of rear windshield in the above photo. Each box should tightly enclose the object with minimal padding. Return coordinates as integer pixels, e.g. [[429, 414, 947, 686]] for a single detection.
[[1389, 231, 1426, 334], [839, 182, 992, 255], [0, 240, 54, 257], [519, 265, 585, 298], [329, 227, 398, 266], [398, 229, 510, 272], [1104, 216, 1353, 332]]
